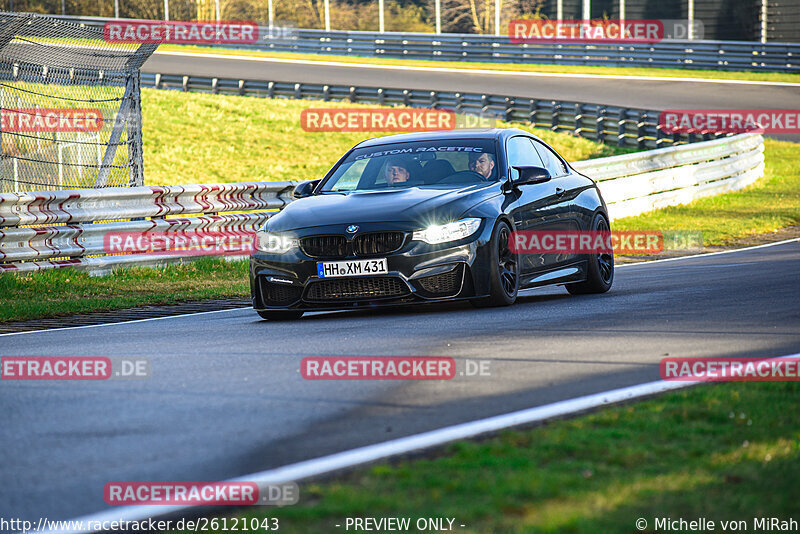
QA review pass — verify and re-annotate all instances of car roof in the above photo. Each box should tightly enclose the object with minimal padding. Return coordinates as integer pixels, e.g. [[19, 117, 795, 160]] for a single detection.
[[355, 128, 540, 148]]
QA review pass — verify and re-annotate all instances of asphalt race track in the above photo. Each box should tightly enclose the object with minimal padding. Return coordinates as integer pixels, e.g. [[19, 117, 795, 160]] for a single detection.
[[2, 240, 799, 523], [142, 51, 800, 142]]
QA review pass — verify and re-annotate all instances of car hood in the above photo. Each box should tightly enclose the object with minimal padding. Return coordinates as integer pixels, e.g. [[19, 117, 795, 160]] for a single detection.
[[267, 183, 501, 231]]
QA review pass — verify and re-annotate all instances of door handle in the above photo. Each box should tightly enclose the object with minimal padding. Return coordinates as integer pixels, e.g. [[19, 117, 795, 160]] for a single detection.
[[555, 187, 565, 196]]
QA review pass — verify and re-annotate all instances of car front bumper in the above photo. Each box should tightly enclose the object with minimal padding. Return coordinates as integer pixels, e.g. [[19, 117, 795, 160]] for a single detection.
[[249, 221, 495, 312]]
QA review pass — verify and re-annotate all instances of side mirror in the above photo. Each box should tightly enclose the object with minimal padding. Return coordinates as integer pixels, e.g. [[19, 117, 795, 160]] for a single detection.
[[512, 166, 551, 186], [293, 179, 320, 199]]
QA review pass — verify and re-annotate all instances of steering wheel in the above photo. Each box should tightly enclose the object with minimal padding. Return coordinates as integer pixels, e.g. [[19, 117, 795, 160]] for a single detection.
[[438, 170, 490, 184]]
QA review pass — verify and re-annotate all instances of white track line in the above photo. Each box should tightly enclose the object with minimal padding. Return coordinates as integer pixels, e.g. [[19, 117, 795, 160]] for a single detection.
[[153, 50, 800, 87], [617, 237, 799, 267], [2, 237, 797, 338]]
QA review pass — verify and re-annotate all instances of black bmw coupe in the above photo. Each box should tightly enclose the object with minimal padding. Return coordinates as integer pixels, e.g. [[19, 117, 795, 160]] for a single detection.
[[250, 128, 613, 320]]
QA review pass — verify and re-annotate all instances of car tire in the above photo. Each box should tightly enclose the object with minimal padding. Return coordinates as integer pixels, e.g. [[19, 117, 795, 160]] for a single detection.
[[257, 310, 304, 321], [471, 220, 519, 308], [566, 213, 614, 295]]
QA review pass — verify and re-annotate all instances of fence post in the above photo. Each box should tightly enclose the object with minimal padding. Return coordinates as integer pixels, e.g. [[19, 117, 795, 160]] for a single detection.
[[128, 73, 144, 186]]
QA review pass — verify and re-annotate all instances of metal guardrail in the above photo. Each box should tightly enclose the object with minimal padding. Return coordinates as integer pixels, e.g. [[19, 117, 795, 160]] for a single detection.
[[575, 132, 765, 220], [56, 15, 800, 73], [0, 133, 764, 273], [0, 181, 296, 273], [143, 72, 731, 150]]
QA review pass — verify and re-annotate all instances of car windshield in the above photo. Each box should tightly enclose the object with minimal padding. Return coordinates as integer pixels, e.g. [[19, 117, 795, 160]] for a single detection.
[[319, 140, 499, 192]]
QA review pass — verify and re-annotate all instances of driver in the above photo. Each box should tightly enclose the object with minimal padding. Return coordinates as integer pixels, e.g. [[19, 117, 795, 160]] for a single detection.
[[468, 151, 496, 180]]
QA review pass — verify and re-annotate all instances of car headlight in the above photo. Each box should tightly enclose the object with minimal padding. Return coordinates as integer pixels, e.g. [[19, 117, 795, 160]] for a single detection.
[[412, 218, 482, 245], [255, 231, 299, 254]]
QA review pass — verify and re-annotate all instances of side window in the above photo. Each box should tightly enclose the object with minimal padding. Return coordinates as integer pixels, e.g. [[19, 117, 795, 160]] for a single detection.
[[506, 137, 545, 180], [532, 140, 568, 177]]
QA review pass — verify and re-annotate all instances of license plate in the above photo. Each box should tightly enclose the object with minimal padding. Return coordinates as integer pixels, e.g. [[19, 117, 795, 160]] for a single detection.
[[317, 258, 388, 278]]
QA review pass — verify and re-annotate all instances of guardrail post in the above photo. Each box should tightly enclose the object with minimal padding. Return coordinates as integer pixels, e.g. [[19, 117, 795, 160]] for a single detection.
[[455, 93, 463, 113], [403, 90, 410, 107], [182, 75, 188, 92], [238, 80, 245, 96], [378, 88, 385, 106], [211, 78, 219, 94], [551, 101, 560, 132], [154, 73, 162, 89], [656, 123, 665, 148], [637, 112, 647, 150], [528, 99, 538, 128], [574, 103, 583, 138], [596, 106, 606, 144], [268, 82, 275, 99], [504, 97, 513, 123], [481, 95, 489, 116], [323, 85, 331, 101], [430, 91, 438, 109], [349, 86, 357, 102], [294, 83, 302, 99], [618, 108, 628, 147]]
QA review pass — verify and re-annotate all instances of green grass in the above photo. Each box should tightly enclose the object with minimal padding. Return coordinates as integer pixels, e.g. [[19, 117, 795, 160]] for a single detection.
[[141, 88, 628, 186], [615, 139, 800, 246], [0, 258, 248, 323], [158, 44, 800, 84], [183, 381, 800, 533]]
